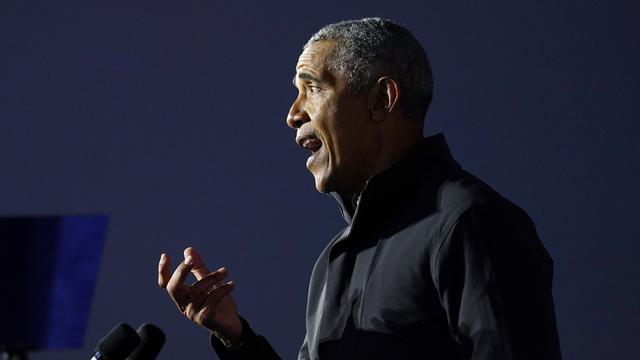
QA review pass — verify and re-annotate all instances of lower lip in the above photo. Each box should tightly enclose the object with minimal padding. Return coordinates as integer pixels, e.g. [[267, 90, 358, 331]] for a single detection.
[[306, 146, 322, 169]]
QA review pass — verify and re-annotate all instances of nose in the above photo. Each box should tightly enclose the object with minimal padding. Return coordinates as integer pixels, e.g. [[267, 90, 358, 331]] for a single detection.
[[286, 95, 310, 129]]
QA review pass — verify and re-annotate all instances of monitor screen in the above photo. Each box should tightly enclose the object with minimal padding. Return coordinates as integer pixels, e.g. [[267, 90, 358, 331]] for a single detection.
[[0, 215, 109, 351]]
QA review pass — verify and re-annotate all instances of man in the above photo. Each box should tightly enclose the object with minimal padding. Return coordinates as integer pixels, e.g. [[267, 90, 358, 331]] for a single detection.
[[158, 18, 562, 359]]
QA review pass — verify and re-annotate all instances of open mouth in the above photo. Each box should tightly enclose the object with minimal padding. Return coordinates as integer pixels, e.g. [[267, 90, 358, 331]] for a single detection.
[[296, 134, 323, 155]]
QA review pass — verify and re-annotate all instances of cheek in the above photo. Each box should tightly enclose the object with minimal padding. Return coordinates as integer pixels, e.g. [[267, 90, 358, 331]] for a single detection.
[[314, 94, 365, 167], [330, 113, 370, 161], [313, 102, 339, 154]]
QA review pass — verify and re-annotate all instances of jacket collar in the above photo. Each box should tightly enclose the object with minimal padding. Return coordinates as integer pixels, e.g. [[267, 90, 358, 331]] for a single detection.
[[329, 133, 456, 225]]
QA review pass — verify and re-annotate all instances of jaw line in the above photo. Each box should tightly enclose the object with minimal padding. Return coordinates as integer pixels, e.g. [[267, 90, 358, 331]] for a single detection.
[[320, 145, 337, 193]]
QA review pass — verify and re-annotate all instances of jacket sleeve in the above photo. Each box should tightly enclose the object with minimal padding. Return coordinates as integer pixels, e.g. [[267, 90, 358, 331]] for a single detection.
[[210, 316, 281, 360], [433, 200, 562, 360]]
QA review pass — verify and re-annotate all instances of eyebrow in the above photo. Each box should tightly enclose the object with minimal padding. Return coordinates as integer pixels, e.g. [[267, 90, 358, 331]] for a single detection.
[[292, 72, 320, 85]]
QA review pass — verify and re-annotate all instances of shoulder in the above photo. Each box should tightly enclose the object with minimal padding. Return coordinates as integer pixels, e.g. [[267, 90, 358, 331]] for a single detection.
[[419, 168, 545, 262], [429, 169, 509, 239], [439, 170, 538, 240], [432, 173, 552, 285], [436, 168, 540, 247]]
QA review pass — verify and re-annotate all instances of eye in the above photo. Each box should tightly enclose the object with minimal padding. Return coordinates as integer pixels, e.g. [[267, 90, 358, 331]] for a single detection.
[[307, 84, 322, 94]]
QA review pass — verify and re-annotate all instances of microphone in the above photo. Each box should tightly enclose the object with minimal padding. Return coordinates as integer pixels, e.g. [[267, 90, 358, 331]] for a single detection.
[[127, 323, 166, 360], [92, 323, 141, 360]]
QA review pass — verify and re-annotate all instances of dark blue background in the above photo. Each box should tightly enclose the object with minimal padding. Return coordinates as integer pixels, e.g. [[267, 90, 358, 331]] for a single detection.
[[2, 1, 638, 359]]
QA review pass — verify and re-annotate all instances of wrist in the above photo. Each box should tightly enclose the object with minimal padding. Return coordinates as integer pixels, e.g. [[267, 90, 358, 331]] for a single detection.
[[209, 317, 243, 349], [212, 329, 243, 350]]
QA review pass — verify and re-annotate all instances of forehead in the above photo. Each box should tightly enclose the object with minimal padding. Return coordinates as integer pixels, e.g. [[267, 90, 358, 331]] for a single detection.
[[295, 40, 336, 79]]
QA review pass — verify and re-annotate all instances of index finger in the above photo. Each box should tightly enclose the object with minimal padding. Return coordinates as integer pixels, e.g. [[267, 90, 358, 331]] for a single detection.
[[183, 247, 210, 281], [158, 253, 171, 288]]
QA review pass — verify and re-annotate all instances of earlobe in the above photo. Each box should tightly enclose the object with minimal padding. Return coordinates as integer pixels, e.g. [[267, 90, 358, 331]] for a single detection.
[[368, 77, 400, 123]]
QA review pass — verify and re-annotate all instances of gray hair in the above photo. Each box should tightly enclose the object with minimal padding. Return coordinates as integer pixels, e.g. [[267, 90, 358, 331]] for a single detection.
[[305, 18, 433, 122]]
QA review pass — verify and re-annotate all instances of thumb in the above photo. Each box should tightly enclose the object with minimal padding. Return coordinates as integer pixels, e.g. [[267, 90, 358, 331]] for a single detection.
[[184, 246, 210, 281]]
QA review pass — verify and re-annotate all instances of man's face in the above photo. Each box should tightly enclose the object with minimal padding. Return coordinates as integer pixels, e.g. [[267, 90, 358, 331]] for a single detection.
[[287, 40, 380, 194]]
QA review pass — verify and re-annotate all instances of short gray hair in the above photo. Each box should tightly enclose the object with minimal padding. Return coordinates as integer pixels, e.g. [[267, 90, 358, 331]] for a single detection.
[[305, 18, 433, 122]]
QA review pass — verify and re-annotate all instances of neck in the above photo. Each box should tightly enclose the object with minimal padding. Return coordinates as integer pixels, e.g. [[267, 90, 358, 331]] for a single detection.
[[369, 127, 423, 180], [336, 127, 423, 199]]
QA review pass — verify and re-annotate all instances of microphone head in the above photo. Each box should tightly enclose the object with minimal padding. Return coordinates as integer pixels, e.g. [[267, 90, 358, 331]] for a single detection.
[[96, 323, 141, 360], [127, 323, 166, 360]]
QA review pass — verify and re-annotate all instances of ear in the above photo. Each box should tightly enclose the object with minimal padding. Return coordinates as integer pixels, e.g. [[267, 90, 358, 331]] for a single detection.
[[368, 77, 400, 123]]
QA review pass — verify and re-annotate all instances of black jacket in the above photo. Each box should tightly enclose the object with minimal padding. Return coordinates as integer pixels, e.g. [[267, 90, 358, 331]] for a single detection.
[[212, 134, 562, 359]]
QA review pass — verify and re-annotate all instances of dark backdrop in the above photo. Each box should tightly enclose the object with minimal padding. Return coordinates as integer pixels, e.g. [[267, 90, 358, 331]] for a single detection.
[[2, 1, 638, 359]]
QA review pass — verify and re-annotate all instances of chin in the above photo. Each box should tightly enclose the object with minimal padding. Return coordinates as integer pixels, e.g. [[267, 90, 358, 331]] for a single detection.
[[313, 174, 330, 193], [311, 169, 336, 194]]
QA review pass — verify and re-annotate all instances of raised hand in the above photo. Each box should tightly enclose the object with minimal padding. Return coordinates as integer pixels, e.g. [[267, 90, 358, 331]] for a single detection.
[[158, 247, 243, 345]]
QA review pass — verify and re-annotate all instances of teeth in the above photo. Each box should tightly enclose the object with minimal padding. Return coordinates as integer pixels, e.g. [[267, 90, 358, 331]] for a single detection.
[[302, 138, 322, 152]]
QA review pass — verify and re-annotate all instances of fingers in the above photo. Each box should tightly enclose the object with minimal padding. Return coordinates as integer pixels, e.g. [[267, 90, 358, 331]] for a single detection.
[[181, 281, 236, 329], [166, 257, 195, 297], [159, 249, 237, 330], [205, 280, 236, 304], [191, 267, 229, 294], [158, 253, 171, 288], [184, 247, 210, 281]]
